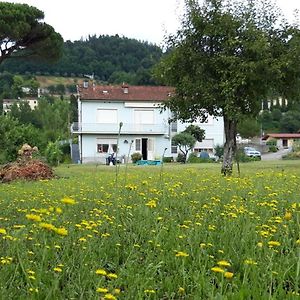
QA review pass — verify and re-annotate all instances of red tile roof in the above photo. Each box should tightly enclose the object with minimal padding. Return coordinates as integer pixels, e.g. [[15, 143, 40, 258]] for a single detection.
[[262, 133, 300, 140], [78, 84, 174, 101]]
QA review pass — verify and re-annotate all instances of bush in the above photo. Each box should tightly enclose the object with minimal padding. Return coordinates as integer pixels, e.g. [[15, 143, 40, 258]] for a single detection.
[[268, 145, 278, 152], [176, 153, 186, 163], [45, 141, 63, 166], [282, 151, 300, 160], [163, 156, 174, 163], [131, 152, 142, 163]]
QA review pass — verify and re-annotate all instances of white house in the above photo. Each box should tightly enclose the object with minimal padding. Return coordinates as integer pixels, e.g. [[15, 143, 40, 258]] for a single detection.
[[3, 98, 38, 113], [71, 83, 224, 163]]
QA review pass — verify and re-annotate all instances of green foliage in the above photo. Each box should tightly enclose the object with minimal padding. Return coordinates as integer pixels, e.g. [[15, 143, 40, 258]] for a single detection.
[[268, 145, 278, 153], [183, 124, 205, 142], [131, 152, 142, 163], [162, 156, 174, 163], [45, 141, 63, 166], [0, 115, 41, 163], [214, 145, 224, 159], [172, 132, 196, 163], [176, 153, 186, 163], [237, 117, 260, 138], [0, 2, 63, 65]]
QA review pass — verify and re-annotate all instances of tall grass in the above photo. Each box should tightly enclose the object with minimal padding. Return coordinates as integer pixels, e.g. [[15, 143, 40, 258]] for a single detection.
[[1, 161, 300, 299]]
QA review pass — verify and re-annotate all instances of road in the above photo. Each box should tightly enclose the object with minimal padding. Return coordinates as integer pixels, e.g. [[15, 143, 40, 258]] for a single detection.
[[261, 148, 291, 161]]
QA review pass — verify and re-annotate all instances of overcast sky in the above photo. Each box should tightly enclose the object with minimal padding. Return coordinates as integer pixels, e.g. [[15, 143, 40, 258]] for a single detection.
[[4, 0, 300, 46]]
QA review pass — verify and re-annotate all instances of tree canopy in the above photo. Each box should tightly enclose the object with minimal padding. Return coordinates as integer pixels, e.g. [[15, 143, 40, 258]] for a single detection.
[[0, 2, 63, 65], [156, 0, 300, 175]]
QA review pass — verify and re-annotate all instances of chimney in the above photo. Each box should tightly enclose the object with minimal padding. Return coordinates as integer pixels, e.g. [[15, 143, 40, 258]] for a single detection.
[[83, 80, 89, 88], [122, 83, 129, 94]]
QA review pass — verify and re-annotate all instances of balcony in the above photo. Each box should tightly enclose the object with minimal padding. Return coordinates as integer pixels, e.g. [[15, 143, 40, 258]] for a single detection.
[[71, 122, 169, 135]]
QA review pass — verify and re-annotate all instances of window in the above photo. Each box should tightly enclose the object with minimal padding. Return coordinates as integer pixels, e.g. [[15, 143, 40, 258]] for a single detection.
[[135, 139, 141, 151], [96, 109, 118, 123], [97, 144, 109, 153], [171, 121, 177, 132], [171, 139, 177, 154], [134, 110, 154, 124]]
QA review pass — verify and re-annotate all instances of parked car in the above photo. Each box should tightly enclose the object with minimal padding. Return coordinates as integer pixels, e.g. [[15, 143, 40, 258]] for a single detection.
[[244, 147, 261, 158]]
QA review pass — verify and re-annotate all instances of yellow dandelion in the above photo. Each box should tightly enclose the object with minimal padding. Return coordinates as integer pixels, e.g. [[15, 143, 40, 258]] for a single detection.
[[26, 214, 42, 222], [211, 266, 225, 273], [96, 287, 108, 293], [175, 251, 189, 257], [39, 222, 55, 231], [224, 272, 234, 279], [0, 228, 7, 235], [284, 211, 292, 221], [54, 227, 68, 236], [217, 260, 231, 267], [53, 267, 62, 272], [114, 288, 121, 295], [257, 242, 263, 248], [244, 259, 258, 265], [144, 289, 156, 294], [106, 273, 118, 279], [61, 197, 76, 205], [95, 269, 107, 276], [178, 287, 185, 294], [268, 241, 280, 247], [146, 200, 157, 208], [104, 294, 117, 300]]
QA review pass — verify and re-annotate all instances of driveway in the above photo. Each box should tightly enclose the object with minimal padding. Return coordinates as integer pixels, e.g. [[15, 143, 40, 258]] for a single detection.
[[261, 148, 291, 161]]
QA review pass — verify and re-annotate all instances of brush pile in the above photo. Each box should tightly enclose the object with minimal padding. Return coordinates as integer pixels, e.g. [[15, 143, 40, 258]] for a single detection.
[[0, 144, 54, 183]]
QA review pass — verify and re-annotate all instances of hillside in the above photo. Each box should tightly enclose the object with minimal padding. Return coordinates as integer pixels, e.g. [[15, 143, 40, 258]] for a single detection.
[[0, 35, 163, 86]]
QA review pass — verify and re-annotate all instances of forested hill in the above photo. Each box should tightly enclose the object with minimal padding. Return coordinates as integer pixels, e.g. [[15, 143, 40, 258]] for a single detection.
[[0, 35, 163, 85]]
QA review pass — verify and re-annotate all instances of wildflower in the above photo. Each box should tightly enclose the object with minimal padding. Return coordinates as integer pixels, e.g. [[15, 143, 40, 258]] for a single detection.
[[296, 239, 300, 245], [211, 267, 225, 273], [284, 211, 292, 221], [114, 288, 121, 294], [26, 214, 42, 222], [0, 228, 7, 235], [55, 207, 62, 214], [95, 269, 107, 276], [96, 288, 108, 293], [217, 260, 231, 267], [53, 267, 62, 272], [29, 288, 38, 293], [178, 287, 185, 294], [104, 294, 117, 300], [268, 241, 281, 247], [61, 197, 76, 205], [257, 242, 263, 248], [54, 227, 68, 236], [106, 273, 118, 279], [224, 272, 234, 279], [144, 289, 156, 294], [175, 251, 189, 257], [146, 200, 157, 208], [244, 259, 257, 265], [39, 223, 55, 231]]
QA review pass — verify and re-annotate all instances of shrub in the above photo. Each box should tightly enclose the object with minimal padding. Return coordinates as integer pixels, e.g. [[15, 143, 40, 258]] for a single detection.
[[163, 156, 174, 163], [131, 152, 142, 163], [176, 153, 186, 163], [45, 141, 63, 166], [268, 145, 278, 152]]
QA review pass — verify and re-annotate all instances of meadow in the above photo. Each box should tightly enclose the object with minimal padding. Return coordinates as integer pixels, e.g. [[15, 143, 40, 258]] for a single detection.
[[1, 161, 300, 299]]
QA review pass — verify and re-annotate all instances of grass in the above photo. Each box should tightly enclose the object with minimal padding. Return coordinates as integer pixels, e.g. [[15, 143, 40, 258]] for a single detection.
[[1, 160, 300, 299]]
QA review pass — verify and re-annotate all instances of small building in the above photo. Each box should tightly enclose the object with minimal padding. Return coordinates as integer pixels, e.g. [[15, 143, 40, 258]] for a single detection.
[[262, 133, 300, 149]]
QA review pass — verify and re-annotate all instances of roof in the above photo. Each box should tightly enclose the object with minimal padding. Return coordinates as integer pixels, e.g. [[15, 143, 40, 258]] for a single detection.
[[262, 133, 300, 140], [78, 83, 174, 101]]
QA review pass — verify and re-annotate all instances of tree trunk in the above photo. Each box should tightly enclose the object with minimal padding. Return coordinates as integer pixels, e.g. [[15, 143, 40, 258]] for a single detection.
[[221, 116, 237, 176]]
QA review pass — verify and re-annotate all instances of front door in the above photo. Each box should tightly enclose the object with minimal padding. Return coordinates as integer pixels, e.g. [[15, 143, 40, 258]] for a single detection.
[[142, 138, 148, 160]]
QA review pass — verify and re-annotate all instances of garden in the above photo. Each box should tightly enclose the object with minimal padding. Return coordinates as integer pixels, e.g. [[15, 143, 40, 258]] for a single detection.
[[1, 161, 300, 299]]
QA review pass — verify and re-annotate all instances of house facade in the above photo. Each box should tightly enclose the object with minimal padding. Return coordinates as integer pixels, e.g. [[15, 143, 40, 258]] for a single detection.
[[262, 133, 300, 149], [72, 83, 224, 164]]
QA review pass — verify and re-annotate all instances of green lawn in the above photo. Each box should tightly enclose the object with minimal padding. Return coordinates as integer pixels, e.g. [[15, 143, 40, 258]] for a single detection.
[[1, 161, 300, 299]]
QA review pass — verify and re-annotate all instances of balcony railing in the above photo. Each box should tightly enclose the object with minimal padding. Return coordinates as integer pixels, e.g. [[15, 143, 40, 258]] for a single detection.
[[71, 122, 169, 135]]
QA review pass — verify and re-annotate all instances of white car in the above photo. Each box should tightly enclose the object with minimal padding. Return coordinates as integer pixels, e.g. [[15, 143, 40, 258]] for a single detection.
[[244, 147, 261, 158]]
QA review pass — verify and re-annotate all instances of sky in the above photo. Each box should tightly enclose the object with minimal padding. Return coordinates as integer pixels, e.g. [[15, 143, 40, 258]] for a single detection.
[[4, 0, 300, 46]]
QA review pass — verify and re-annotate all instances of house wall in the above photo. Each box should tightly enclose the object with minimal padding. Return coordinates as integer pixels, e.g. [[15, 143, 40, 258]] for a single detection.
[[81, 134, 169, 163], [79, 100, 224, 163]]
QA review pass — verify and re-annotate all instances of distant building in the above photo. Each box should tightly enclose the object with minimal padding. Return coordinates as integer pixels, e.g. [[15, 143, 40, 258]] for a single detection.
[[2, 98, 38, 113]]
